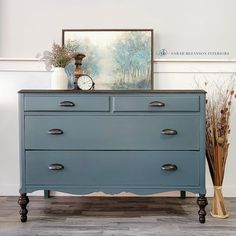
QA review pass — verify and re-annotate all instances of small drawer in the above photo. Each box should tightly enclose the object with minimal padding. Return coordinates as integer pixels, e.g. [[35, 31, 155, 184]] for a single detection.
[[26, 151, 199, 187], [25, 115, 200, 150], [24, 96, 109, 111], [113, 96, 199, 112]]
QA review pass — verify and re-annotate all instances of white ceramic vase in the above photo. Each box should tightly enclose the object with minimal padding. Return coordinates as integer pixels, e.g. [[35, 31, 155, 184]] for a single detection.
[[51, 67, 68, 89]]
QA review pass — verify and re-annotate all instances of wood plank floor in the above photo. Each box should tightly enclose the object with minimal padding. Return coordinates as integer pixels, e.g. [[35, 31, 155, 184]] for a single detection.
[[0, 196, 236, 236]]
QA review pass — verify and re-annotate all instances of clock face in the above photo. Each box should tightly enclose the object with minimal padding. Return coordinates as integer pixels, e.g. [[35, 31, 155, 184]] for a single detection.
[[77, 75, 94, 90]]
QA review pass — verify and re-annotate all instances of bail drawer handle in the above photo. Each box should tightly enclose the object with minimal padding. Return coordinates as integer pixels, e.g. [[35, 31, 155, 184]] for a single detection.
[[149, 101, 165, 107], [161, 164, 178, 171], [161, 129, 178, 135], [48, 128, 64, 135], [59, 101, 75, 107], [48, 163, 64, 170]]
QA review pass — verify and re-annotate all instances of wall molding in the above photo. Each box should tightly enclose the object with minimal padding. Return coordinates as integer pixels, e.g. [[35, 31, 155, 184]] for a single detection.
[[1, 58, 236, 62], [1, 58, 236, 73], [0, 59, 46, 72]]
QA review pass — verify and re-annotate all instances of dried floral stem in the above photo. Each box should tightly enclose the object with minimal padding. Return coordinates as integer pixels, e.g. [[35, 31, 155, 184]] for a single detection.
[[196, 73, 236, 219], [37, 42, 78, 70], [201, 75, 236, 186]]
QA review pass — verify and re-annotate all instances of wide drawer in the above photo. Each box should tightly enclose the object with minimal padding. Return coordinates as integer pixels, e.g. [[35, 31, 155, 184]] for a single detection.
[[25, 115, 200, 150], [26, 151, 199, 186], [24, 96, 109, 111], [113, 96, 199, 112]]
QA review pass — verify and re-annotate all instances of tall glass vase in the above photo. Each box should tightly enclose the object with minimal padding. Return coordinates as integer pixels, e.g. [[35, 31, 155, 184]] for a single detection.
[[211, 186, 229, 218], [207, 145, 229, 219]]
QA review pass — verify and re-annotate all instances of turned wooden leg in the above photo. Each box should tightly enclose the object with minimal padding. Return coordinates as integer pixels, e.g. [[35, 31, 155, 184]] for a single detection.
[[18, 193, 29, 222], [197, 194, 208, 223]]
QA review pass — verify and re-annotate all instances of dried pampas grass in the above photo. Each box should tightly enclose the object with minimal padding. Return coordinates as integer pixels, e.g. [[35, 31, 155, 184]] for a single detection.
[[204, 78, 235, 186], [197, 74, 236, 218]]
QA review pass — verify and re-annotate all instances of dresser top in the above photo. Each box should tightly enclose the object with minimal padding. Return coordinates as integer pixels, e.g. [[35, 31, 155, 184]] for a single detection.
[[18, 89, 206, 94]]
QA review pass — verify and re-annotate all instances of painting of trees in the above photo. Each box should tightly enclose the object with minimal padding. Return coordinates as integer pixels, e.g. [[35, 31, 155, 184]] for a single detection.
[[63, 30, 153, 90], [111, 31, 152, 89]]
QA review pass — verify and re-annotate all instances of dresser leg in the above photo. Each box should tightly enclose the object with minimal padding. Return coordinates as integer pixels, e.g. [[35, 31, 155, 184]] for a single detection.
[[180, 191, 186, 199], [197, 194, 208, 223], [18, 193, 29, 222], [44, 190, 50, 198]]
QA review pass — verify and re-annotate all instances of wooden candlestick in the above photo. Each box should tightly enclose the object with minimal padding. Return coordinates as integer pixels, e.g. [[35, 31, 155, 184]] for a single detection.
[[73, 53, 86, 89]]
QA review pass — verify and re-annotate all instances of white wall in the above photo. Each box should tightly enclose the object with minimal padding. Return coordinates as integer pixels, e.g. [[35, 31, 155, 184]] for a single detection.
[[1, 0, 236, 59], [0, 0, 236, 197]]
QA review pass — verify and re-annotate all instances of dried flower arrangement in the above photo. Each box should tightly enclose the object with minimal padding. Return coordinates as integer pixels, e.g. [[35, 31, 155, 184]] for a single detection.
[[200, 76, 236, 218], [36, 42, 77, 71]]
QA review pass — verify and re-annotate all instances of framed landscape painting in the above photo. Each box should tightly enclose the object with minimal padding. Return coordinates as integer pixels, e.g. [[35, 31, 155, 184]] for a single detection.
[[62, 29, 153, 90]]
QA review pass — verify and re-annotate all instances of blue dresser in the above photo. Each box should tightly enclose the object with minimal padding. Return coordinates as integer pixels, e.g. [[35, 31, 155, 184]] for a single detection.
[[18, 90, 207, 223]]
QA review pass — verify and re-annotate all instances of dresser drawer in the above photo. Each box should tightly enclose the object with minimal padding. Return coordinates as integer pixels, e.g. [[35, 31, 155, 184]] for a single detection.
[[26, 151, 199, 186], [24, 96, 109, 111], [25, 115, 200, 150], [113, 96, 199, 112]]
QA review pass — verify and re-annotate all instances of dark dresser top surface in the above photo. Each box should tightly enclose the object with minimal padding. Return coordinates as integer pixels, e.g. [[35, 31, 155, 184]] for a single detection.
[[18, 89, 206, 94]]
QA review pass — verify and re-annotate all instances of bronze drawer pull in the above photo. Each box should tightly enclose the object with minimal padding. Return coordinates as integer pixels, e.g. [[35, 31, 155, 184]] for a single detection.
[[59, 101, 75, 107], [149, 101, 165, 107], [48, 128, 64, 135], [161, 129, 178, 135], [161, 164, 178, 171], [48, 163, 64, 170]]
